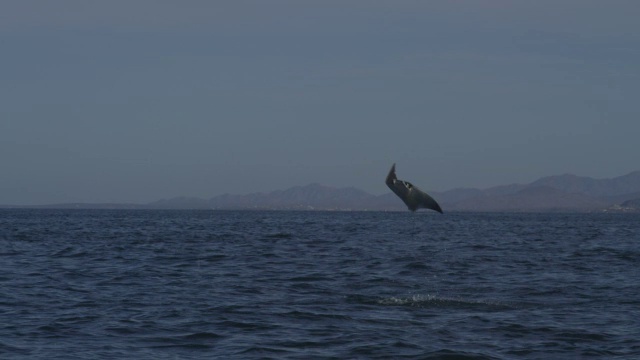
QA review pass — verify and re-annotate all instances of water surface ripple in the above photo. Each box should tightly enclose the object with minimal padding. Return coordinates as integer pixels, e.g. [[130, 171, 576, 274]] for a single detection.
[[1, 210, 639, 359]]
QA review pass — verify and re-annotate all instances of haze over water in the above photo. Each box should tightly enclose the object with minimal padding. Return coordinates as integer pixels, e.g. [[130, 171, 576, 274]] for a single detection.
[[2, 2, 640, 205]]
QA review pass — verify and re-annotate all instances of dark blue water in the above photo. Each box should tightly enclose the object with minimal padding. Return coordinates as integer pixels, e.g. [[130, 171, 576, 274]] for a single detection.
[[1, 210, 639, 359]]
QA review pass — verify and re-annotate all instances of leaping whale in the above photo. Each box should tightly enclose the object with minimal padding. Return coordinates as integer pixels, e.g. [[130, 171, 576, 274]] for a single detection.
[[386, 163, 443, 213]]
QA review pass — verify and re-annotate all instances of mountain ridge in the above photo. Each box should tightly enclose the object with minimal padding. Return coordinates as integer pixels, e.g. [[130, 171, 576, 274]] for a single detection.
[[144, 170, 640, 212], [4, 171, 640, 212]]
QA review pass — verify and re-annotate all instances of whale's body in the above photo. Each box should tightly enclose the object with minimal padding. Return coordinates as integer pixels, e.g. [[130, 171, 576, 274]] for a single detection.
[[385, 163, 443, 213]]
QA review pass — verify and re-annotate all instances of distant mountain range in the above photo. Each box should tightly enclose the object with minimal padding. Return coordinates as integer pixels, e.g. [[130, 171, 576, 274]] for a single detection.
[[5, 171, 640, 212], [433, 171, 640, 212]]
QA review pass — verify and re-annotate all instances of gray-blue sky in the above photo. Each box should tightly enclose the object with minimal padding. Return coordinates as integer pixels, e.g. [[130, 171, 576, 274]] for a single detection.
[[2, 1, 639, 205]]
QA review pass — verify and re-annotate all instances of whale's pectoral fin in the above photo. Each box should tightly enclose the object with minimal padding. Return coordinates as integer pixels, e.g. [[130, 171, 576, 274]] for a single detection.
[[385, 163, 397, 186]]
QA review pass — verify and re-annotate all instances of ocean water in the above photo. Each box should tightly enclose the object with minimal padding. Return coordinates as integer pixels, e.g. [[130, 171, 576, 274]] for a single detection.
[[1, 209, 639, 359]]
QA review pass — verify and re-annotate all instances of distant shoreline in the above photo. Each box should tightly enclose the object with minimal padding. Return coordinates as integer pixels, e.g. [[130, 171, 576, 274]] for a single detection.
[[3, 170, 640, 213]]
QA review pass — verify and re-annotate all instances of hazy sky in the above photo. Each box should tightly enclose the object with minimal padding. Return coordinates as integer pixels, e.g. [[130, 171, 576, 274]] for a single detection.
[[2, 1, 639, 205]]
